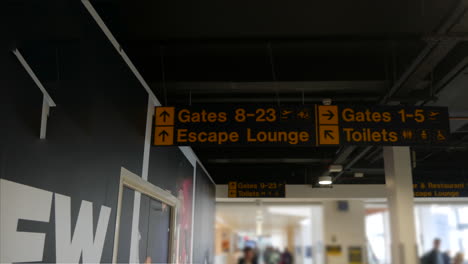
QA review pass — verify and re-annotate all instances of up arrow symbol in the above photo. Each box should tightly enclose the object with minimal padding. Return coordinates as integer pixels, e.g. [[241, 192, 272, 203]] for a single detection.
[[159, 110, 170, 122], [159, 130, 169, 141]]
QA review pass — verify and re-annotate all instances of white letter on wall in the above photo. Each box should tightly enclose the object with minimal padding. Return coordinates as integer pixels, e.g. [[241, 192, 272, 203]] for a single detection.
[[0, 179, 53, 264], [55, 193, 111, 263]]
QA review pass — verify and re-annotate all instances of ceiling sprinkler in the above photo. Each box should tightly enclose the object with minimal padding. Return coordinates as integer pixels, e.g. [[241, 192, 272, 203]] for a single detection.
[[322, 98, 332, 105]]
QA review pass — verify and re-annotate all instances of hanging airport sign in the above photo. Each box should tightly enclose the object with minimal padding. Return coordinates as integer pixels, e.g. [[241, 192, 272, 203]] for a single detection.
[[153, 105, 316, 146], [153, 105, 449, 146], [413, 181, 468, 198], [227, 181, 286, 198]]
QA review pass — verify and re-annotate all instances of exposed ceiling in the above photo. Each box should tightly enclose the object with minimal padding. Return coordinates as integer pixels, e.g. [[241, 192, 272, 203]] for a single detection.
[[5, 0, 468, 184]]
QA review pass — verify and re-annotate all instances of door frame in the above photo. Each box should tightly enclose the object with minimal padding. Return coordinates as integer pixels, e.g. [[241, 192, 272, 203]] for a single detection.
[[112, 167, 179, 263]]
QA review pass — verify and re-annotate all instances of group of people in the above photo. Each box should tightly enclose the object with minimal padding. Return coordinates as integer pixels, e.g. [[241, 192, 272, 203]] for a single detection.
[[238, 239, 465, 264], [238, 246, 293, 264], [263, 247, 293, 264], [421, 238, 465, 264]]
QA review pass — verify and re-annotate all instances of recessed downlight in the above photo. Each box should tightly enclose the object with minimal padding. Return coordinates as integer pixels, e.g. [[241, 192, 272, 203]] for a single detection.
[[318, 176, 333, 185]]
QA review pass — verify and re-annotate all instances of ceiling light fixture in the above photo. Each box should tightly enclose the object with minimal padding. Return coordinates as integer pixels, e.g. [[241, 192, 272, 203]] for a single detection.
[[318, 176, 333, 185], [329, 164, 343, 172], [354, 172, 364, 178], [256, 221, 263, 236]]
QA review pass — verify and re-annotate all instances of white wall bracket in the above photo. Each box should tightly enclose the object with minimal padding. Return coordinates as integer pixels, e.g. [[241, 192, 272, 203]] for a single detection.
[[12, 49, 56, 139], [40, 96, 50, 139]]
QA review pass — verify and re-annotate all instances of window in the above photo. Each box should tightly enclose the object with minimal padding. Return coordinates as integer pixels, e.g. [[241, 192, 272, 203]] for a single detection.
[[457, 207, 468, 225]]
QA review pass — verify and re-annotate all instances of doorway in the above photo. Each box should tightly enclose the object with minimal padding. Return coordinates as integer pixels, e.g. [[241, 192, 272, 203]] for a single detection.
[[113, 168, 179, 263]]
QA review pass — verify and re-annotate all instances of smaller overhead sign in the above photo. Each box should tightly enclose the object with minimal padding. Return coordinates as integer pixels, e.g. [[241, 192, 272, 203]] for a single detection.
[[413, 181, 467, 198], [228, 181, 286, 198]]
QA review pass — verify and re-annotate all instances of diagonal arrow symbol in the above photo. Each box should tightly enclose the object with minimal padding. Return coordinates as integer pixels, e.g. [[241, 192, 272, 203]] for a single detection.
[[159, 110, 170, 122], [158, 129, 169, 141], [324, 130, 335, 140], [322, 110, 335, 120]]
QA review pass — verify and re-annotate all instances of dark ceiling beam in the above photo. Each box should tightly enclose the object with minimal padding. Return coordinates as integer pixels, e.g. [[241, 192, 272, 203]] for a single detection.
[[207, 158, 332, 164], [337, 164, 468, 178], [347, 168, 385, 174], [383, 0, 468, 102], [333, 146, 374, 181], [431, 56, 468, 97], [167, 81, 388, 94], [332, 146, 357, 164], [194, 146, 337, 160], [178, 96, 380, 104], [369, 152, 384, 165], [392, 39, 459, 98], [121, 36, 429, 45], [332, 1, 468, 183], [420, 50, 468, 132]]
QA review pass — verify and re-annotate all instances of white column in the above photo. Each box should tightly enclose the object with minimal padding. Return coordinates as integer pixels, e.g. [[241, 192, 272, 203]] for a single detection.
[[310, 206, 324, 264], [384, 146, 418, 264]]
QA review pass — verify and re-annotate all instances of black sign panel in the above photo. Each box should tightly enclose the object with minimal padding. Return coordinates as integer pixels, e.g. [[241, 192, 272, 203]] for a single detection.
[[153, 104, 450, 146], [228, 181, 286, 198], [413, 177, 468, 198], [154, 105, 316, 146]]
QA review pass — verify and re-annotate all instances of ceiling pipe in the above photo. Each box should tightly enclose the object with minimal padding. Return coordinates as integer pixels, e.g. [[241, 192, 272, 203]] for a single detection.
[[333, 146, 373, 182], [333, 146, 357, 164], [424, 57, 468, 100], [380, 0, 468, 103]]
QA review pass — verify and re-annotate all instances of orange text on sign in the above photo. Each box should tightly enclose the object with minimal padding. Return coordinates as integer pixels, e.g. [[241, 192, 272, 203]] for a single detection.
[[341, 108, 392, 122]]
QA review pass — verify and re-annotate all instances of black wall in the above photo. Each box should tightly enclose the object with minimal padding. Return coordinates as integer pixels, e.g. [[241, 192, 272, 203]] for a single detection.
[[193, 163, 216, 264], [1, 24, 148, 261], [0, 4, 216, 262]]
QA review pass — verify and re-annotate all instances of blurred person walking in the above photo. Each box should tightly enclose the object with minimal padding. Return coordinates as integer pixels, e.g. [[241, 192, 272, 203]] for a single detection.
[[239, 247, 258, 264], [280, 248, 293, 264], [443, 251, 451, 264], [271, 248, 281, 264], [452, 253, 464, 264], [421, 238, 444, 264], [264, 247, 273, 264]]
